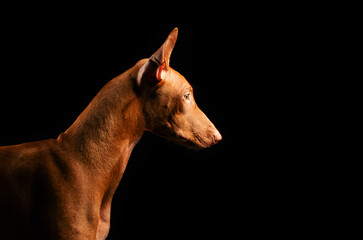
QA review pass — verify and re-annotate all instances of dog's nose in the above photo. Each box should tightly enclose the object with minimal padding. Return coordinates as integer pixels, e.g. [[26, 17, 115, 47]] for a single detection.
[[213, 130, 222, 144]]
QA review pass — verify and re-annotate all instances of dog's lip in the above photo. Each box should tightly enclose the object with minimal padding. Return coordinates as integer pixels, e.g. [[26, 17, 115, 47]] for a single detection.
[[152, 129, 210, 150], [176, 134, 209, 150], [178, 138, 204, 150]]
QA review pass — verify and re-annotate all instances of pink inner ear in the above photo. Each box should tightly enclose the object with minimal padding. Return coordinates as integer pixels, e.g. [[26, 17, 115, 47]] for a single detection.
[[156, 63, 166, 81]]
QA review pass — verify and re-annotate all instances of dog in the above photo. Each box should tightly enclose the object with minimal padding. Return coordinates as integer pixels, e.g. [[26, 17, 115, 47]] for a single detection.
[[0, 28, 221, 239]]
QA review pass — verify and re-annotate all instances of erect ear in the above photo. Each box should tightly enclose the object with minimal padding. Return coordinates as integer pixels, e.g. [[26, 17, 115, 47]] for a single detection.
[[137, 28, 178, 88], [150, 27, 178, 68]]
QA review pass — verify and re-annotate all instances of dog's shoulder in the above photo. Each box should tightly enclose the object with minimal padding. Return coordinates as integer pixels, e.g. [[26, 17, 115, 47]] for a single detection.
[[0, 139, 60, 178]]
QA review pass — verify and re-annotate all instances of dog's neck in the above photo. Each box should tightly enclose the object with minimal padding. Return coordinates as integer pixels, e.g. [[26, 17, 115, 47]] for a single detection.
[[58, 62, 146, 176]]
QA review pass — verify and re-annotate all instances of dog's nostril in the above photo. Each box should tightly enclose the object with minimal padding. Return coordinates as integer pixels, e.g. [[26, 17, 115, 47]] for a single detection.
[[213, 130, 222, 143]]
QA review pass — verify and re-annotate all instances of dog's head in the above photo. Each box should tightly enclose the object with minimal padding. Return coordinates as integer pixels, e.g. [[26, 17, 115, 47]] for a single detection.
[[136, 28, 221, 150]]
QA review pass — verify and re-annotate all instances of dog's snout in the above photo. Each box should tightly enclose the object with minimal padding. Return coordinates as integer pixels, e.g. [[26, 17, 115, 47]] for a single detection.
[[212, 130, 222, 144]]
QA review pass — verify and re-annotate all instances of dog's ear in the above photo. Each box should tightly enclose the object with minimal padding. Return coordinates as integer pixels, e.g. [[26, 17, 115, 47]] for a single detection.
[[150, 27, 178, 69], [137, 28, 178, 88]]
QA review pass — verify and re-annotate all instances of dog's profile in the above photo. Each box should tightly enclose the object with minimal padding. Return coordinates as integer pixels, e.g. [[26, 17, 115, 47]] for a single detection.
[[0, 28, 221, 240]]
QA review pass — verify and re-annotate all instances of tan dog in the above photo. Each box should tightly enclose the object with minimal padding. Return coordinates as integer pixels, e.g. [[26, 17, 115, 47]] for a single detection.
[[0, 28, 221, 240]]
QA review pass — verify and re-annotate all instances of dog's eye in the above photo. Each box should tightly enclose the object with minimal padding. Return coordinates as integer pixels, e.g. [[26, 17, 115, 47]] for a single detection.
[[184, 93, 191, 101]]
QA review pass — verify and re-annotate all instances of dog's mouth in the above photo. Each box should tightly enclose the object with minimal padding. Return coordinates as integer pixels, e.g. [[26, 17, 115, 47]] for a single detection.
[[151, 126, 215, 150], [175, 135, 205, 150], [167, 131, 213, 150]]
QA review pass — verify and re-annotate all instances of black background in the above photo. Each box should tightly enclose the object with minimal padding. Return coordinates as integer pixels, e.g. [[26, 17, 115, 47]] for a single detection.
[[0, 4, 326, 239]]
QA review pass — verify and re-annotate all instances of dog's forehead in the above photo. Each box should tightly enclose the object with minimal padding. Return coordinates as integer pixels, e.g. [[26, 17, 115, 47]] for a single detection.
[[168, 68, 191, 89]]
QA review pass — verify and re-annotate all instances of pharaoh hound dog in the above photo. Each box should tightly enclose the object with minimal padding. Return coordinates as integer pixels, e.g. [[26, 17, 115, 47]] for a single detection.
[[0, 28, 221, 239]]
